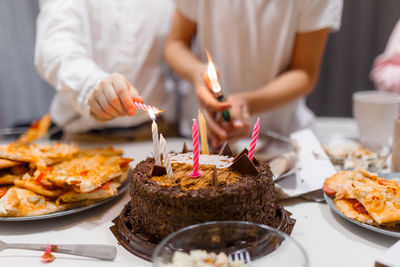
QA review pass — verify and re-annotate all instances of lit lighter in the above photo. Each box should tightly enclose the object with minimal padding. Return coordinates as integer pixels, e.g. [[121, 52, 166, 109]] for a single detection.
[[203, 51, 230, 122]]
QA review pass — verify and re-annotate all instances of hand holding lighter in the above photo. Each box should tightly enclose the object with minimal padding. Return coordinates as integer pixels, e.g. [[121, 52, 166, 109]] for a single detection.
[[203, 56, 231, 122]]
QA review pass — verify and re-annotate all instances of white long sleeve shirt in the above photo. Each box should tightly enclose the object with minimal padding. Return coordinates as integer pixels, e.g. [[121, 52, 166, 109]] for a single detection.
[[35, 0, 174, 132]]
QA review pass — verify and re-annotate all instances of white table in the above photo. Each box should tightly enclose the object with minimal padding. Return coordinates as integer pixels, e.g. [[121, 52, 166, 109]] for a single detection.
[[0, 118, 398, 267]]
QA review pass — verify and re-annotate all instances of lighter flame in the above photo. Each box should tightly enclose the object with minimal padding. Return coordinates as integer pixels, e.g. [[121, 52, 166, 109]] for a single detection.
[[148, 110, 156, 121], [205, 50, 221, 94]]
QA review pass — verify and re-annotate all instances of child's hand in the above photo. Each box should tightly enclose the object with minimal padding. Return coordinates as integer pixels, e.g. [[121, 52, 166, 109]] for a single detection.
[[88, 73, 143, 121], [193, 64, 232, 146], [201, 93, 251, 147], [194, 64, 231, 113], [222, 94, 252, 142]]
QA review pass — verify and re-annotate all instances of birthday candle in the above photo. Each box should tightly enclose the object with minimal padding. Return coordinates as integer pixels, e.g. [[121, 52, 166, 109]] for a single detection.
[[198, 110, 209, 154], [248, 117, 260, 162], [190, 119, 202, 178], [159, 134, 173, 178], [134, 101, 163, 115], [152, 120, 161, 165], [149, 110, 161, 165]]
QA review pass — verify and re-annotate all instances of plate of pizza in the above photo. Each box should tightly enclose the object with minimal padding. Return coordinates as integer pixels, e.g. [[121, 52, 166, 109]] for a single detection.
[[323, 169, 400, 238], [0, 176, 129, 221], [0, 115, 133, 220]]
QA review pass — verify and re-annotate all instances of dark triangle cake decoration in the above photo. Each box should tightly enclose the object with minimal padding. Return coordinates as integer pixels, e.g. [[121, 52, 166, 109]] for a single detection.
[[150, 165, 167, 176], [233, 148, 259, 166], [218, 141, 233, 157], [252, 155, 260, 166], [230, 153, 259, 176], [232, 148, 249, 165], [181, 142, 189, 153]]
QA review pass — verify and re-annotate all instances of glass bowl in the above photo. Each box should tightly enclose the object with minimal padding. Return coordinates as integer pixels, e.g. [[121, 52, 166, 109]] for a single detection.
[[322, 135, 390, 172], [152, 221, 308, 267]]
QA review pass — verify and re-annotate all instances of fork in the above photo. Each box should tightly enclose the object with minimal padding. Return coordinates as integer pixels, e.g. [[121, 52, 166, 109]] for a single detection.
[[228, 248, 252, 264], [0, 240, 116, 261]]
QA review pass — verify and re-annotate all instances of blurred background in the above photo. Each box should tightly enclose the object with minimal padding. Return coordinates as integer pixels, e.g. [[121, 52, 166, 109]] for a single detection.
[[0, 0, 400, 128]]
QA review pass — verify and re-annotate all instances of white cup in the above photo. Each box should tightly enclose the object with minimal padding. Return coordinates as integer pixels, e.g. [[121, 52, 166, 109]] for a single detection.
[[353, 90, 400, 146], [392, 117, 400, 172]]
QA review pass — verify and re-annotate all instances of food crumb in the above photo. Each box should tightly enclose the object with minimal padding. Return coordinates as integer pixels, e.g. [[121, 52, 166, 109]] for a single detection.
[[41, 243, 56, 263]]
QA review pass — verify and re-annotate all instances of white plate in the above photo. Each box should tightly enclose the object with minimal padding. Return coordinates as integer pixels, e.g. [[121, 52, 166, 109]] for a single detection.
[[324, 174, 400, 238]]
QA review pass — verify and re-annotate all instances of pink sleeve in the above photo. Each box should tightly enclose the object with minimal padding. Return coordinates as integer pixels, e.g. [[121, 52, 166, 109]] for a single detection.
[[371, 20, 400, 94]]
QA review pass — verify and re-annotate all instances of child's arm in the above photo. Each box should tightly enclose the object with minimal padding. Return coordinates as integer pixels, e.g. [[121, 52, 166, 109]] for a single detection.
[[212, 28, 329, 145], [238, 28, 329, 115], [164, 9, 231, 144]]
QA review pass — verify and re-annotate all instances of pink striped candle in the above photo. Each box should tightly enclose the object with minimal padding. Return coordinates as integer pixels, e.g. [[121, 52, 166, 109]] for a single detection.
[[248, 117, 260, 162], [133, 101, 163, 115], [190, 119, 202, 178]]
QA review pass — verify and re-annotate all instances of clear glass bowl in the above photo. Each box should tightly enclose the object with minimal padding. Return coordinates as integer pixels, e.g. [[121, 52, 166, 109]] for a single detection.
[[322, 135, 390, 172], [152, 221, 308, 267]]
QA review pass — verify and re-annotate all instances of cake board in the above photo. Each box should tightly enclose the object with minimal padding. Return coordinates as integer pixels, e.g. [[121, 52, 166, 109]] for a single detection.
[[110, 203, 295, 262]]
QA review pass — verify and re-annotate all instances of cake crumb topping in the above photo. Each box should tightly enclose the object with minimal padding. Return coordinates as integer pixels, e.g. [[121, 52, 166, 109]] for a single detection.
[[152, 162, 242, 190]]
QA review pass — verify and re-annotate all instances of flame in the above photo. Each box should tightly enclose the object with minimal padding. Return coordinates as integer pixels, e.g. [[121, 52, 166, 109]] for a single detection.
[[205, 50, 221, 94], [148, 110, 156, 121]]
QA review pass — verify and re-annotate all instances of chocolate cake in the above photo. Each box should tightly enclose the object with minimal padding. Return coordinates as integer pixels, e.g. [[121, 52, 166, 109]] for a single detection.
[[115, 146, 295, 250]]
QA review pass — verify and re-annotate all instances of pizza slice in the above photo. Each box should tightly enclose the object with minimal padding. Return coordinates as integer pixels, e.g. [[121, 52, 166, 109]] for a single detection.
[[41, 154, 132, 193], [57, 181, 120, 203], [57, 169, 129, 203], [0, 165, 29, 185], [0, 159, 23, 170], [0, 186, 65, 217], [16, 114, 51, 145], [0, 142, 80, 168], [351, 181, 400, 224], [13, 169, 64, 198], [324, 169, 400, 225], [334, 198, 376, 225], [323, 169, 379, 199]]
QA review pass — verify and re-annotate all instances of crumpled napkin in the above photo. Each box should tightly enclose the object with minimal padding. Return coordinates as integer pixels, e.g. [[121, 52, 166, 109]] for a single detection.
[[274, 129, 336, 201]]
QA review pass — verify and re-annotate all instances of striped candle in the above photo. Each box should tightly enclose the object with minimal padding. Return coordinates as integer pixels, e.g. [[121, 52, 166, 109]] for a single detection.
[[152, 120, 161, 165], [190, 119, 202, 178], [159, 134, 173, 178], [134, 101, 163, 115], [248, 117, 260, 162]]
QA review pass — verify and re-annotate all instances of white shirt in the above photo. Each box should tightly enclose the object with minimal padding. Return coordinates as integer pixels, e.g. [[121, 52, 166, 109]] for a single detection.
[[35, 0, 174, 132], [176, 0, 343, 136]]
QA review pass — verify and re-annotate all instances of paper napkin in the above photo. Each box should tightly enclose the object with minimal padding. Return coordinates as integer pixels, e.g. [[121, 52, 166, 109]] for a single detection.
[[274, 128, 337, 200]]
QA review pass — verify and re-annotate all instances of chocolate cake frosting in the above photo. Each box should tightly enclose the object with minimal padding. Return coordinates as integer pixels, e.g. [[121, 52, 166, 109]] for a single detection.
[[120, 151, 295, 244]]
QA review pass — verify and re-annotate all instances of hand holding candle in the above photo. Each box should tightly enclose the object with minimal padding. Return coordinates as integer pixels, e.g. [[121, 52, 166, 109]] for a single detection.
[[134, 101, 164, 115], [248, 117, 260, 162]]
